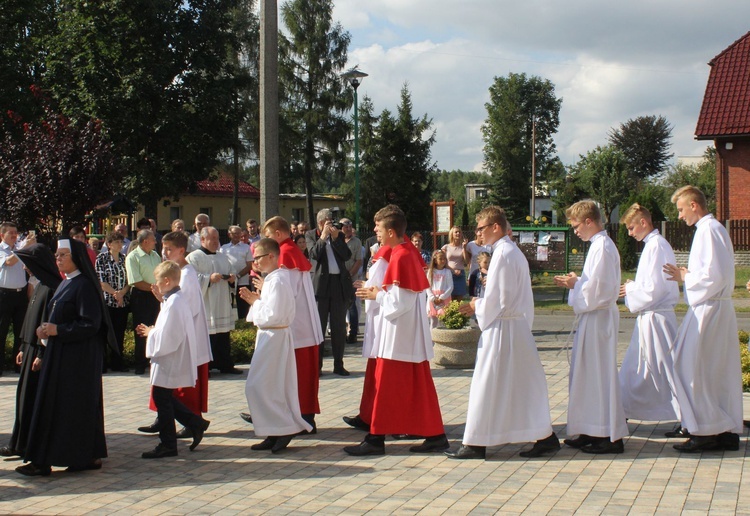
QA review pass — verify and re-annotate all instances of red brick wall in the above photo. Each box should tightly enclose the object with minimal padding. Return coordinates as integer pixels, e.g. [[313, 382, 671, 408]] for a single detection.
[[717, 138, 750, 221]]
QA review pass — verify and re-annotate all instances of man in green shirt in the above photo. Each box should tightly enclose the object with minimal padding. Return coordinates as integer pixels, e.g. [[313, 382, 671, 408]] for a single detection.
[[126, 230, 162, 375]]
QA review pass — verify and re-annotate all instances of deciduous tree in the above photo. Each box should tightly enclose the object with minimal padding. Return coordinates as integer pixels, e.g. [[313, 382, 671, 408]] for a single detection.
[[608, 115, 673, 180]]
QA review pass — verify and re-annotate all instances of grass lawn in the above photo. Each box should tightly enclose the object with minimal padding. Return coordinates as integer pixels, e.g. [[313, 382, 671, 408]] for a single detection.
[[532, 266, 750, 312]]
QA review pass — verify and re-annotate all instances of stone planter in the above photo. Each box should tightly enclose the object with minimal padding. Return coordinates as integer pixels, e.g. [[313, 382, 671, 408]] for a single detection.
[[431, 326, 482, 369]]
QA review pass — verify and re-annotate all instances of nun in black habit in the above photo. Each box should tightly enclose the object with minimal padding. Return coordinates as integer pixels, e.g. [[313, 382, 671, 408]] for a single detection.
[[17, 238, 116, 476], [0, 244, 61, 458]]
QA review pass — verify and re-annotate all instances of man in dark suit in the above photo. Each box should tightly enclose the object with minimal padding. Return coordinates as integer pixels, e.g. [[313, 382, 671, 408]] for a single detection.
[[306, 209, 353, 376]]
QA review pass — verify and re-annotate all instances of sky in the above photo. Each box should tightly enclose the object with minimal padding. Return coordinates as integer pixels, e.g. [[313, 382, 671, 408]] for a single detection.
[[326, 0, 750, 173]]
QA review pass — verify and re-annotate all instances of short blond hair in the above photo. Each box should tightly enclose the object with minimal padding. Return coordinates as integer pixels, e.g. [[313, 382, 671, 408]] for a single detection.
[[671, 185, 707, 210], [566, 200, 602, 224], [620, 203, 652, 225], [254, 237, 280, 257], [262, 216, 291, 236], [154, 260, 181, 282], [476, 206, 508, 230]]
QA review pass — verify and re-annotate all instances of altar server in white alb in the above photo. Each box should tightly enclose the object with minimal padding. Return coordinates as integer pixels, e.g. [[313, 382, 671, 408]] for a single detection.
[[445, 206, 558, 460], [663, 186, 742, 453], [137, 261, 209, 458], [618, 204, 680, 422], [555, 200, 628, 454], [239, 238, 312, 454]]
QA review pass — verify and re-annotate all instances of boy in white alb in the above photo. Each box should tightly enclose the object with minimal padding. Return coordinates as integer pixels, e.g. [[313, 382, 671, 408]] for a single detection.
[[618, 204, 680, 422], [239, 238, 312, 454], [555, 200, 628, 454], [137, 261, 208, 458], [663, 186, 742, 452]]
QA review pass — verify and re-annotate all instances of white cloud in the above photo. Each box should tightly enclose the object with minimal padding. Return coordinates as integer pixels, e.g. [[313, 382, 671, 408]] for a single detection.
[[330, 0, 750, 170]]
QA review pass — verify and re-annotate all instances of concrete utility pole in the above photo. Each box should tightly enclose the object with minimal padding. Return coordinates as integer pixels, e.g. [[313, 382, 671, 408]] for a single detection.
[[259, 0, 279, 222]]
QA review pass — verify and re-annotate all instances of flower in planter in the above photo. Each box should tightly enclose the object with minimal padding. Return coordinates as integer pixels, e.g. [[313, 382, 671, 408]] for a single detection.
[[438, 300, 470, 329]]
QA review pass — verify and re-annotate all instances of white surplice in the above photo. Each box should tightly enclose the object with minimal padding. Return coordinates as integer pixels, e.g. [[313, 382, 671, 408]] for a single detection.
[[375, 285, 433, 363], [285, 268, 324, 349], [186, 250, 235, 334], [147, 290, 199, 389], [181, 264, 213, 365], [567, 231, 628, 441], [672, 215, 743, 436], [619, 229, 680, 421], [244, 268, 312, 437], [463, 235, 553, 446], [363, 256, 388, 358]]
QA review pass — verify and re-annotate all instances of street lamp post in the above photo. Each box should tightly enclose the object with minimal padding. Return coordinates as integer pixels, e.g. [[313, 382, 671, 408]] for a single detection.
[[341, 68, 368, 234]]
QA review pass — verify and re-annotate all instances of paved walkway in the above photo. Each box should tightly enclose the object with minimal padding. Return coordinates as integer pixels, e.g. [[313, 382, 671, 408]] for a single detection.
[[0, 312, 749, 514]]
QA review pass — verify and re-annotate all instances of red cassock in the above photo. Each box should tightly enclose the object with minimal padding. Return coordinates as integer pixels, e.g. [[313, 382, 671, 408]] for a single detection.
[[358, 358, 377, 424], [279, 238, 320, 415], [369, 241, 444, 436], [149, 363, 209, 415]]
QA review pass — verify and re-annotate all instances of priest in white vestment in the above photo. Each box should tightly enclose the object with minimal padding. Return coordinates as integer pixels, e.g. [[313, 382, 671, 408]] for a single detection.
[[664, 186, 742, 453], [186, 227, 239, 374], [618, 204, 680, 422], [446, 206, 558, 460], [555, 200, 628, 454]]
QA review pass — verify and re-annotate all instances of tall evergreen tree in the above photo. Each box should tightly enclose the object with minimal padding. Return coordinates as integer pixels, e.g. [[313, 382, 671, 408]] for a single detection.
[[345, 86, 436, 231], [482, 72, 561, 222], [279, 0, 351, 225]]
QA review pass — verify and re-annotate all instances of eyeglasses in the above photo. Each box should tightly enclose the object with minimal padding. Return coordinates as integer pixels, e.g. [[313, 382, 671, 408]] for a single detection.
[[54, 252, 71, 260], [475, 224, 493, 233], [254, 253, 270, 260]]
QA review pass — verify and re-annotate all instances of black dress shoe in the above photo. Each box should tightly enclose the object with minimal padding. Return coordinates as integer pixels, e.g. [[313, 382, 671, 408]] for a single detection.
[[519, 433, 561, 458], [176, 426, 193, 439], [445, 445, 486, 460], [296, 421, 317, 436], [142, 444, 178, 459], [343, 441, 385, 456], [240, 412, 253, 423], [673, 435, 721, 453], [563, 434, 596, 449], [744, 420, 750, 429], [251, 437, 277, 451], [346, 334, 357, 343], [189, 419, 210, 451], [391, 434, 424, 440], [0, 446, 20, 457], [134, 368, 146, 375], [343, 415, 370, 431], [66, 459, 102, 472], [333, 367, 351, 377], [16, 463, 51, 476], [271, 434, 295, 453], [410, 435, 450, 453], [665, 424, 691, 438], [580, 438, 624, 454], [220, 368, 243, 375], [718, 432, 740, 451], [138, 418, 160, 433]]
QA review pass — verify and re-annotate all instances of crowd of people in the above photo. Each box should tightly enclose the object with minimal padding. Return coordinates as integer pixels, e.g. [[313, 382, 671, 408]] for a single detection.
[[0, 184, 744, 476]]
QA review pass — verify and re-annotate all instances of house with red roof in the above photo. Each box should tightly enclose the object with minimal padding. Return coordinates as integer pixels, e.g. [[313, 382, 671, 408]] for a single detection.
[[695, 31, 750, 221]]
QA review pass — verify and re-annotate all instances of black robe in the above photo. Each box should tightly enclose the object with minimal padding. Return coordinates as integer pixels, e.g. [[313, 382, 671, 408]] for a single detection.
[[8, 282, 55, 455], [24, 274, 108, 467]]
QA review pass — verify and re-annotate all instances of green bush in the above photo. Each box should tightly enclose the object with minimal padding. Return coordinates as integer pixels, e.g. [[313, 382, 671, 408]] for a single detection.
[[230, 320, 256, 364], [438, 300, 470, 329]]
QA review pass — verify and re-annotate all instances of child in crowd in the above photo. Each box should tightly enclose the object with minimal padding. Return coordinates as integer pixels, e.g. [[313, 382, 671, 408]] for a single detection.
[[468, 252, 491, 298], [426, 249, 453, 329], [137, 261, 208, 459], [239, 238, 312, 453]]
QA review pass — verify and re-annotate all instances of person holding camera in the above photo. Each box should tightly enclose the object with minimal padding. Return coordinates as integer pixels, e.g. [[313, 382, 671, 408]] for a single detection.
[[305, 209, 353, 376]]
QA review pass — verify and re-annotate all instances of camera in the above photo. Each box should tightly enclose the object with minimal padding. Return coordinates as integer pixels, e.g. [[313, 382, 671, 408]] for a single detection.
[[331, 222, 343, 230]]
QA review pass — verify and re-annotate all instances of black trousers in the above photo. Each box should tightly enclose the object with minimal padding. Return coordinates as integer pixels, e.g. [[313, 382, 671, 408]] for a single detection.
[[130, 289, 160, 370], [317, 280, 348, 370], [0, 288, 28, 371], [106, 306, 129, 371], [209, 332, 234, 372], [152, 386, 202, 450]]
